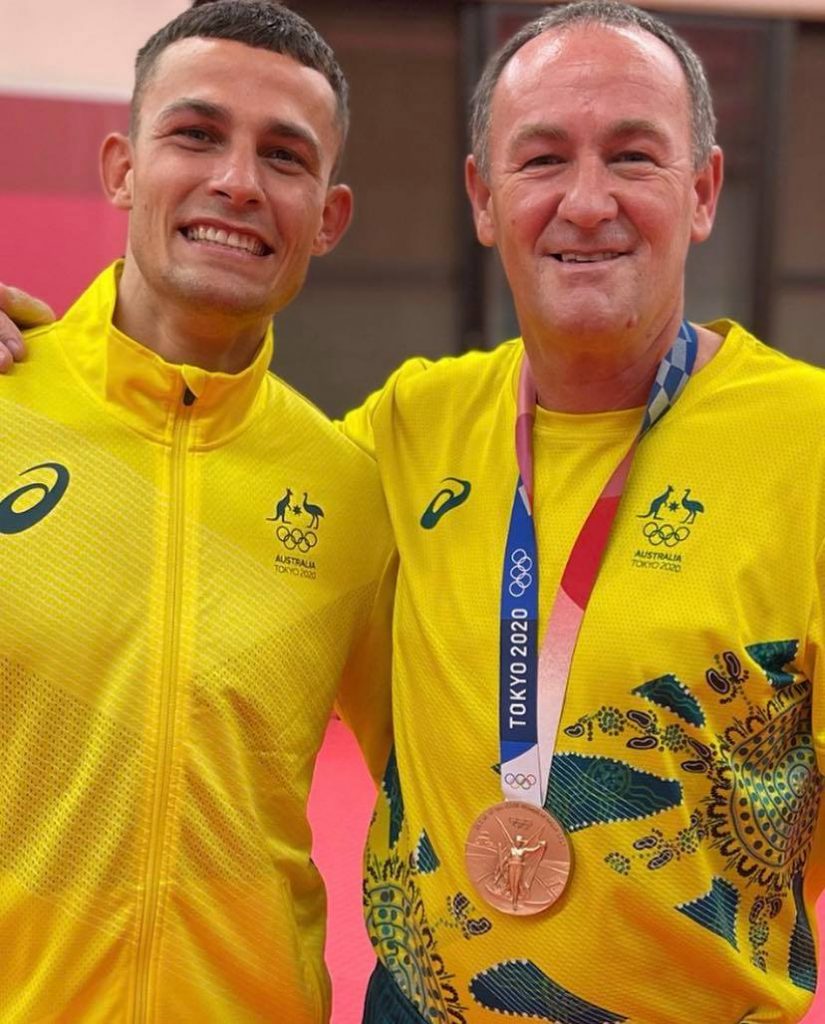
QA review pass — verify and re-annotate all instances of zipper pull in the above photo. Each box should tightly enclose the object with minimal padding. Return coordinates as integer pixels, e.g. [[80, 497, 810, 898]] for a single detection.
[[182, 384, 196, 407]]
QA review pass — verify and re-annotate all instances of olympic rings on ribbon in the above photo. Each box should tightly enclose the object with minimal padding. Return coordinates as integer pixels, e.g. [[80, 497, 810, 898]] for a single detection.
[[504, 772, 537, 790], [276, 525, 318, 553], [642, 522, 691, 547], [508, 548, 534, 598]]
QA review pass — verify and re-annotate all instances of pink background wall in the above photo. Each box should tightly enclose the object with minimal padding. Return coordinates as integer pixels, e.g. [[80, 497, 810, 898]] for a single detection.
[[0, 95, 129, 312]]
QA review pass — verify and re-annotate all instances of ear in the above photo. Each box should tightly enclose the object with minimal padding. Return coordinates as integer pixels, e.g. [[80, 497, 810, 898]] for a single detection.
[[312, 183, 354, 256], [690, 145, 724, 244], [100, 133, 135, 211], [465, 154, 496, 248]]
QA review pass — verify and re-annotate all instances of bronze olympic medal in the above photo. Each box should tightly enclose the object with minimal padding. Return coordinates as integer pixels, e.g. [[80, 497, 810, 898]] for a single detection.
[[465, 801, 572, 916]]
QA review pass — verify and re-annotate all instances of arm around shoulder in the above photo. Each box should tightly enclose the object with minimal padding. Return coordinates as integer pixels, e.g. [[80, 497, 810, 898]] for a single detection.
[[0, 284, 56, 370]]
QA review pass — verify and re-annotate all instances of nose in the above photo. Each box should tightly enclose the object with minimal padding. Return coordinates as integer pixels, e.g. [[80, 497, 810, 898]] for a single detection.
[[208, 144, 265, 207], [556, 157, 619, 229]]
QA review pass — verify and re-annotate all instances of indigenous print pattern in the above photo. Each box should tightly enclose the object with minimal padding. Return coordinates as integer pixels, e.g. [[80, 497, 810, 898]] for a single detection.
[[366, 750, 470, 1024], [547, 753, 682, 831], [789, 873, 817, 992], [383, 747, 405, 848], [413, 830, 440, 874], [470, 960, 628, 1023], [366, 639, 822, 1020], [445, 892, 493, 940], [565, 640, 822, 988], [676, 877, 741, 949], [364, 849, 469, 1023]]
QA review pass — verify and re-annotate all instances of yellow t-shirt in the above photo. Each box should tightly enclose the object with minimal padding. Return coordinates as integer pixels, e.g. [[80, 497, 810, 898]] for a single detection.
[[0, 263, 394, 1023], [343, 322, 825, 1024]]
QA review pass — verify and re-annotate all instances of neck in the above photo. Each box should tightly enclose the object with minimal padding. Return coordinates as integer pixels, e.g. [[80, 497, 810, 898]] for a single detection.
[[114, 263, 270, 375], [525, 323, 722, 413]]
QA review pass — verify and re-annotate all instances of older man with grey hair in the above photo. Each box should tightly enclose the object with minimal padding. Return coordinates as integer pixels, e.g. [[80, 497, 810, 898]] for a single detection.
[[340, 3, 825, 1022]]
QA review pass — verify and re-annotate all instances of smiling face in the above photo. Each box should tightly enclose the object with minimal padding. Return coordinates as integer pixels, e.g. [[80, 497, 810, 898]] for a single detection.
[[104, 36, 351, 328], [466, 24, 722, 357]]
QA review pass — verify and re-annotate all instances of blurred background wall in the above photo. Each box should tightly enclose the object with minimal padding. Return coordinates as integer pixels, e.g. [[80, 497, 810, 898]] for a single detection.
[[0, 0, 823, 420]]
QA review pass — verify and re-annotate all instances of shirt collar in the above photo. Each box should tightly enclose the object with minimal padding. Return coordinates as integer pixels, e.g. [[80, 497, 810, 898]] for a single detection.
[[61, 261, 274, 447]]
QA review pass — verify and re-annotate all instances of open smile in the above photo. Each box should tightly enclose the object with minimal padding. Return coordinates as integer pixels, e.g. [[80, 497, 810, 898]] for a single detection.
[[550, 251, 628, 263], [180, 223, 273, 258]]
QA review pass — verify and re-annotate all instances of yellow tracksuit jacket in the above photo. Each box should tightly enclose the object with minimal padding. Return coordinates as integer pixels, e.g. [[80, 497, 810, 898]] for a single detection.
[[0, 263, 393, 1023]]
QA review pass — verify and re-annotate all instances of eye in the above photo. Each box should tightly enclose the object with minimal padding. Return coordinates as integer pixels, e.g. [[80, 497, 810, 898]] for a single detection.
[[522, 153, 564, 170], [176, 127, 214, 144], [613, 150, 654, 164], [267, 147, 303, 167]]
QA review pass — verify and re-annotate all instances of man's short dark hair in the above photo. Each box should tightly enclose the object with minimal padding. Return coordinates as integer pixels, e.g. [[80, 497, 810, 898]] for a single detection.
[[471, 0, 716, 177], [131, 0, 349, 148]]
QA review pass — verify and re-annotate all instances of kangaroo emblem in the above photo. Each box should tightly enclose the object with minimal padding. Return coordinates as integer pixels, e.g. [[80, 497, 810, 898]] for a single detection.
[[638, 484, 674, 520], [681, 488, 705, 524], [268, 487, 293, 524], [302, 492, 325, 529]]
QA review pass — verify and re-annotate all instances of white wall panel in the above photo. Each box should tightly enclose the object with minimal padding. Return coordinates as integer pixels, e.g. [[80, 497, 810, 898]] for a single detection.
[[0, 0, 186, 98]]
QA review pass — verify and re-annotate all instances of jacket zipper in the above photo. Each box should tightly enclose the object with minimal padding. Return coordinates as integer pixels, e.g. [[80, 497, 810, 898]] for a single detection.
[[133, 386, 194, 1022]]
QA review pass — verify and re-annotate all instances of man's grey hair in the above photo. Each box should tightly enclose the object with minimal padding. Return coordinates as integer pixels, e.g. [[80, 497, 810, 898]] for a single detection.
[[470, 0, 717, 177]]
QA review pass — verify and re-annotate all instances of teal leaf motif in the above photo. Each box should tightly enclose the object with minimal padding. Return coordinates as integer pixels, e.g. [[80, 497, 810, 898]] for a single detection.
[[745, 640, 799, 689], [414, 829, 440, 874], [547, 753, 682, 832], [676, 877, 739, 950], [381, 747, 404, 849], [633, 674, 705, 726], [470, 960, 627, 1023], [789, 873, 817, 992]]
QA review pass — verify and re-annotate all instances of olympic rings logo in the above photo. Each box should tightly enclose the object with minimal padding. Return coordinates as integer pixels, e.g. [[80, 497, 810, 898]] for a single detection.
[[642, 522, 691, 547], [276, 526, 318, 553], [508, 549, 534, 597], [504, 772, 537, 790]]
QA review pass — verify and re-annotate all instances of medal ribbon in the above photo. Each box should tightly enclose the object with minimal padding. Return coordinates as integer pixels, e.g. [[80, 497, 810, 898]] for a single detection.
[[499, 322, 698, 806]]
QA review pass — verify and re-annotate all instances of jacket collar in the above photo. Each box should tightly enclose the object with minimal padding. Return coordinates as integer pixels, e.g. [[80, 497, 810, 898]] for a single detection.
[[61, 262, 274, 447]]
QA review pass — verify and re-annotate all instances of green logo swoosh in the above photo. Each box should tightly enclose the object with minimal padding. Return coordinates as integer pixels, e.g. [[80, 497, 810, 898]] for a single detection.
[[0, 463, 71, 535], [420, 477, 471, 529]]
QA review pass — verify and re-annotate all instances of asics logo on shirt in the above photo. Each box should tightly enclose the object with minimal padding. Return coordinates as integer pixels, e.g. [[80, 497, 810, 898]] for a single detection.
[[420, 477, 471, 529], [0, 463, 70, 535]]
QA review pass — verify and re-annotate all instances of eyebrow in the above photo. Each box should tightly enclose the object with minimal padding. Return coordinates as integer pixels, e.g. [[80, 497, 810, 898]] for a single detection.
[[155, 98, 322, 163], [509, 122, 568, 151], [609, 118, 670, 146]]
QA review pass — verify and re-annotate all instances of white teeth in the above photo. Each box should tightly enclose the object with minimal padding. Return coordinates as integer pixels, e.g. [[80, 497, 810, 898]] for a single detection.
[[185, 225, 267, 256], [559, 252, 621, 263]]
